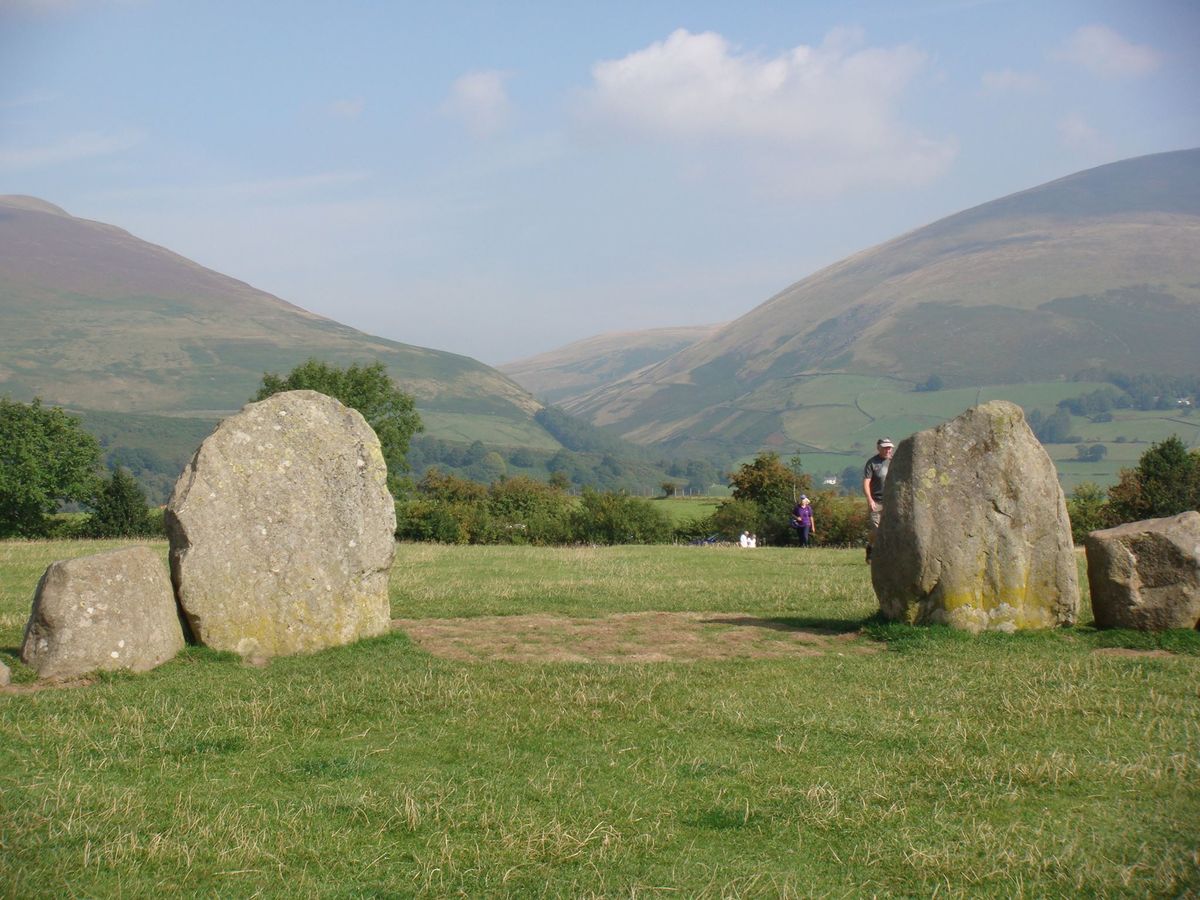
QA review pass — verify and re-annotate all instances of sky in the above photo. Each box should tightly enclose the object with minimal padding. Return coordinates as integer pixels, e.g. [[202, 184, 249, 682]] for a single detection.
[[2, 1, 1198, 366]]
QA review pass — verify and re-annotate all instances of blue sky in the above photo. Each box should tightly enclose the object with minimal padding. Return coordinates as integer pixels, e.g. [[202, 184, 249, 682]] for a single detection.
[[2, 1, 1198, 364]]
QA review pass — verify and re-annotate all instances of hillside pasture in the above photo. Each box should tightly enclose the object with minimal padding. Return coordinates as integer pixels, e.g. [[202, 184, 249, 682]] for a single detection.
[[2, 540, 1197, 897], [760, 375, 1199, 489]]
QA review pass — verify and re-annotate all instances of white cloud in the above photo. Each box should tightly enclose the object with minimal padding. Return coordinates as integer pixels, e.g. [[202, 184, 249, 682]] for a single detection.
[[981, 69, 1041, 93], [442, 70, 513, 138], [327, 98, 365, 119], [1057, 112, 1101, 151], [578, 28, 956, 194], [1054, 24, 1160, 78], [0, 129, 143, 169]]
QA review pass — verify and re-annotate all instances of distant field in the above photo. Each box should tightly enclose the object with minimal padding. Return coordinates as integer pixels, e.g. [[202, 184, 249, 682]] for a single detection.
[[773, 376, 1199, 489], [651, 495, 722, 526], [2, 540, 1197, 897], [415, 411, 563, 449]]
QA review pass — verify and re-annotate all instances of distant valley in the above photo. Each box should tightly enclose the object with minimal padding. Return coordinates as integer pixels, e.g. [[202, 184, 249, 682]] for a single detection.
[[502, 149, 1200, 488], [4, 149, 1199, 499]]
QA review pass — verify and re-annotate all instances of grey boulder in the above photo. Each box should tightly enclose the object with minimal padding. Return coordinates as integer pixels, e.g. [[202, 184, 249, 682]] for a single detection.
[[872, 401, 1079, 632], [166, 390, 396, 658], [20, 546, 184, 678], [1085, 511, 1200, 630]]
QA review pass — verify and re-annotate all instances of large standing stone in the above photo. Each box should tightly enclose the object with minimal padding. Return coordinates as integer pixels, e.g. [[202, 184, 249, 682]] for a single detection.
[[20, 546, 184, 678], [166, 390, 395, 657], [872, 401, 1079, 632], [1085, 512, 1200, 630]]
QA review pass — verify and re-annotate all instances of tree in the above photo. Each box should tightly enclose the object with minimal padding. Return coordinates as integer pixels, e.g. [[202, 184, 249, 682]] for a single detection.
[[87, 467, 154, 538], [0, 398, 102, 538], [915, 374, 944, 392], [725, 452, 812, 544], [1107, 436, 1200, 523], [255, 359, 422, 495]]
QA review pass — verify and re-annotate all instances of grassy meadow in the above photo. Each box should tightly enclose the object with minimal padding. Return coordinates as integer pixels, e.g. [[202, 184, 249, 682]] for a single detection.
[[1, 540, 1198, 897]]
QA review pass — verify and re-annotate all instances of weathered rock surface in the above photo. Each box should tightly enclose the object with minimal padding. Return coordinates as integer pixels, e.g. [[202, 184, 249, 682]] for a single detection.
[[20, 546, 184, 678], [166, 390, 396, 657], [0, 659, 9, 686], [872, 401, 1079, 632], [1085, 512, 1200, 630]]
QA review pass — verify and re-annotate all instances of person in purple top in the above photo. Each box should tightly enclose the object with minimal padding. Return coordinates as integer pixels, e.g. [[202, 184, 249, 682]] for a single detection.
[[790, 495, 815, 547]]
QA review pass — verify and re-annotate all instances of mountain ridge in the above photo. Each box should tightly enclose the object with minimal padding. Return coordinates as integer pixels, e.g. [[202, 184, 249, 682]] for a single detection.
[[560, 149, 1200, 451], [0, 195, 545, 437]]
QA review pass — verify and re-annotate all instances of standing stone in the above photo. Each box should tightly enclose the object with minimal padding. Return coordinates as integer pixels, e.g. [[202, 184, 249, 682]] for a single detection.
[[166, 390, 395, 657], [0, 660, 10, 687], [20, 546, 184, 678], [1085, 511, 1200, 630], [872, 401, 1079, 632]]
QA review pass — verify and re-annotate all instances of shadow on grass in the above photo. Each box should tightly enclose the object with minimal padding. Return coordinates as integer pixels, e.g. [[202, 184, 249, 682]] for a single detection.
[[697, 615, 864, 635]]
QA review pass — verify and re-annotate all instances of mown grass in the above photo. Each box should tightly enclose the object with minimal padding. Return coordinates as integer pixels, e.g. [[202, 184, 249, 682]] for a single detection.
[[1, 540, 1198, 897]]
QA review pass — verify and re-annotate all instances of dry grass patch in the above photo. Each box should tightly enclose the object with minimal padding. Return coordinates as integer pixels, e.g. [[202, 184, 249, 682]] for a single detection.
[[392, 611, 881, 663]]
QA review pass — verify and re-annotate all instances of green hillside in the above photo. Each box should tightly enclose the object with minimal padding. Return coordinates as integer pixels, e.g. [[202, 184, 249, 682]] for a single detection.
[[500, 324, 721, 405], [0, 195, 546, 442], [562, 150, 1200, 466]]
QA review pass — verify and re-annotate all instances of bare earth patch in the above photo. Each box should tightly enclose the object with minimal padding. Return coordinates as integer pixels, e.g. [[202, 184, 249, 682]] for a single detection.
[[391, 611, 882, 663], [1092, 647, 1177, 659], [1, 675, 96, 695]]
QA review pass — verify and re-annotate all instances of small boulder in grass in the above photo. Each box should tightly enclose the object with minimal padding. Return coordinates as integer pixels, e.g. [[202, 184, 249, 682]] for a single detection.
[[20, 546, 184, 679], [0, 659, 9, 687], [1085, 511, 1200, 631]]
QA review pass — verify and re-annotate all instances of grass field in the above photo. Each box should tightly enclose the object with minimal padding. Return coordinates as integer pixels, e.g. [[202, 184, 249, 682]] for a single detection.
[[2, 540, 1198, 897], [767, 377, 1200, 492]]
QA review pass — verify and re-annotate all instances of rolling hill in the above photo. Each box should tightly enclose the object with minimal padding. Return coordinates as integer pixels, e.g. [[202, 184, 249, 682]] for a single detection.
[[500, 323, 722, 405], [0, 195, 554, 449], [561, 149, 1200, 459]]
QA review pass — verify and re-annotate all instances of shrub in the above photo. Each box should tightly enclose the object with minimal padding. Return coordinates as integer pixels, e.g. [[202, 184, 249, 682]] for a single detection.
[[570, 489, 672, 545], [86, 467, 155, 538], [810, 491, 867, 546], [710, 498, 760, 540], [486, 477, 572, 545], [1065, 482, 1110, 543]]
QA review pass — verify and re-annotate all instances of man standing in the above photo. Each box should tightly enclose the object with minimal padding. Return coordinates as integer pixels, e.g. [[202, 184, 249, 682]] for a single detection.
[[863, 438, 894, 562]]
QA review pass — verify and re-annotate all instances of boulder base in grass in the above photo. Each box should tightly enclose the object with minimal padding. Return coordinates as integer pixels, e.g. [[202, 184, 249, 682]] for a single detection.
[[20, 546, 184, 678], [166, 390, 396, 658], [1085, 511, 1200, 631], [872, 401, 1079, 632]]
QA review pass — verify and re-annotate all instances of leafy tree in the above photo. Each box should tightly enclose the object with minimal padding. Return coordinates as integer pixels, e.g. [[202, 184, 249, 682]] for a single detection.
[[684, 459, 719, 494], [1107, 436, 1200, 523], [0, 398, 102, 538], [87, 467, 155, 538], [725, 452, 812, 543], [1075, 443, 1107, 463], [255, 359, 422, 494]]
